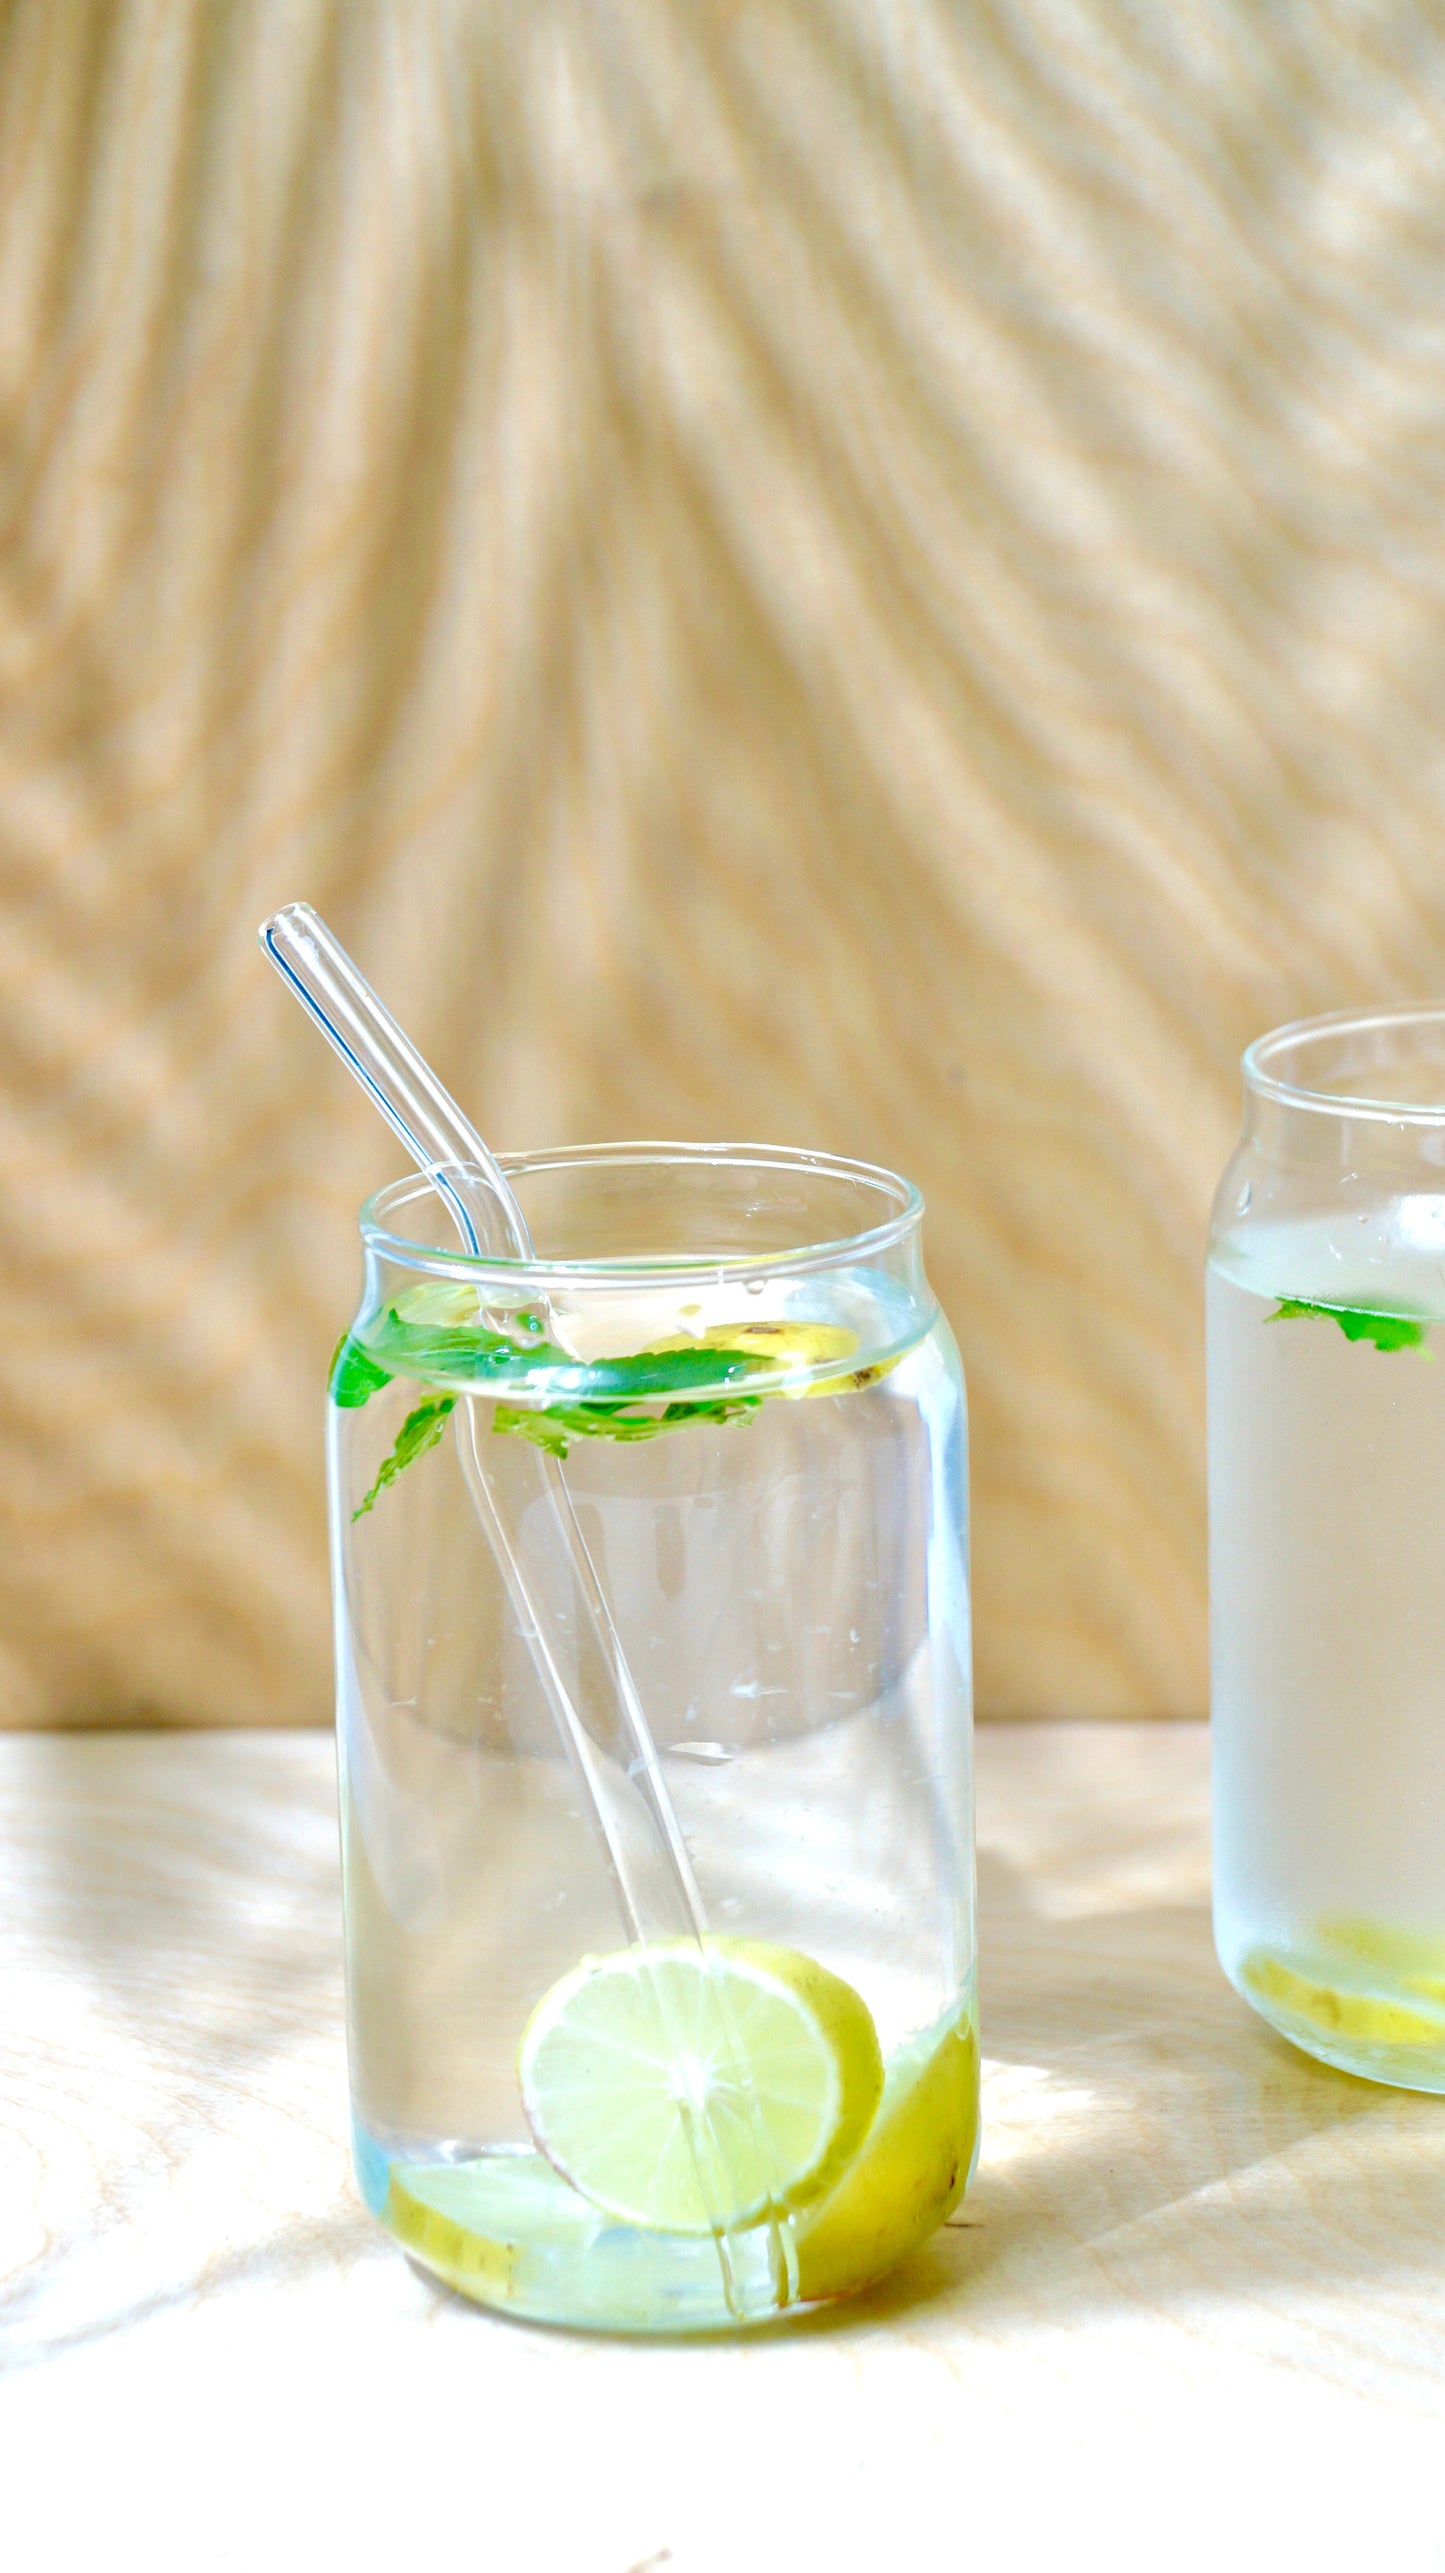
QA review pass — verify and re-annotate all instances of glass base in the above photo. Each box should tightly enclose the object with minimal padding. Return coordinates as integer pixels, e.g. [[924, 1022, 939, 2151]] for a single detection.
[[383, 2149, 805, 2334], [1228, 1952, 1445, 2095], [354, 2011, 980, 2334]]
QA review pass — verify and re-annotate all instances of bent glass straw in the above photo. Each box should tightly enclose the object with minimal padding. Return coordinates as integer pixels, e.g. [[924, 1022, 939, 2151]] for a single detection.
[[260, 903, 521, 1258], [259, 903, 787, 2309]]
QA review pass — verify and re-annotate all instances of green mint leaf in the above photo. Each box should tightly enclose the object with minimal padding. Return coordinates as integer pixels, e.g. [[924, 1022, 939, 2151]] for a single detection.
[[493, 1404, 574, 1458], [358, 1309, 776, 1402], [492, 1393, 763, 1459], [352, 1396, 457, 1519], [570, 1346, 768, 1399], [330, 1335, 394, 1407], [369, 1307, 533, 1385], [1267, 1299, 1428, 1353]]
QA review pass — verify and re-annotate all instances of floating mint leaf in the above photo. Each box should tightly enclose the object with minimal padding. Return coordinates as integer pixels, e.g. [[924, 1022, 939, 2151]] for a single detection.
[[575, 1346, 766, 1398], [493, 1404, 573, 1459], [368, 1305, 538, 1386], [493, 1393, 763, 1460], [330, 1334, 394, 1407], [354, 1307, 779, 1401], [1267, 1299, 1428, 1353], [352, 1396, 457, 1519], [336, 1304, 888, 1444]]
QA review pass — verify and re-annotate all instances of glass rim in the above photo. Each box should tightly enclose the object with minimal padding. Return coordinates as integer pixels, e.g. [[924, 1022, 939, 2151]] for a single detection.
[[1244, 1002, 1445, 1125], [358, 1139, 925, 1289]]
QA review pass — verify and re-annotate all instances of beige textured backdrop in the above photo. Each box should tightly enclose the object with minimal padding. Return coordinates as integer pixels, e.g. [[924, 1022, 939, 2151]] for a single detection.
[[4, 1, 1445, 1727]]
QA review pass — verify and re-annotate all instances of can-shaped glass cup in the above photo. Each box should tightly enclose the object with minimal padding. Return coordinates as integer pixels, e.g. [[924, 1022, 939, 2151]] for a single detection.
[[1209, 1006, 1445, 2090], [329, 1143, 977, 2328]]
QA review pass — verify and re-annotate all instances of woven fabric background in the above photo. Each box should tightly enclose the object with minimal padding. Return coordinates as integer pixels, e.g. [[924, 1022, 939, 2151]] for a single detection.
[[4, 1, 1445, 1724]]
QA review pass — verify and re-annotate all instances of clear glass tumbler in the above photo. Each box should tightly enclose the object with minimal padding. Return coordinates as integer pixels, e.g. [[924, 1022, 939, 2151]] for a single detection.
[[329, 1143, 977, 2327], [1209, 1006, 1445, 2090]]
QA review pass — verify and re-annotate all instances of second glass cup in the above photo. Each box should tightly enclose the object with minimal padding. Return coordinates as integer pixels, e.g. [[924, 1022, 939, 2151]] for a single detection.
[[329, 1143, 977, 2328], [1209, 1006, 1445, 2091]]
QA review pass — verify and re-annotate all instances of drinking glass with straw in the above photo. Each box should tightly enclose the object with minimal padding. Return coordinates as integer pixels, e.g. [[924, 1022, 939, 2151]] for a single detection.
[[261, 902, 979, 2331]]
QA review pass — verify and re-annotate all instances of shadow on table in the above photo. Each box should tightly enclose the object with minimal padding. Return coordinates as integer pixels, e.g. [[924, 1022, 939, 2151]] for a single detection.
[[2, 2207, 383, 2373], [874, 1844, 1445, 2338], [750, 1841, 1445, 2351], [10, 1727, 342, 2064], [3, 1730, 353, 2363]]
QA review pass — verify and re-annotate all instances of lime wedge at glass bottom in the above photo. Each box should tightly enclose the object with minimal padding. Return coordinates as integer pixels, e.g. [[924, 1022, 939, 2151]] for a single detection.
[[794, 2009, 979, 2302], [388, 2151, 586, 2300], [385, 2149, 782, 2329], [1315, 1915, 1445, 2005], [517, 1938, 884, 2236], [1242, 1948, 1445, 2050]]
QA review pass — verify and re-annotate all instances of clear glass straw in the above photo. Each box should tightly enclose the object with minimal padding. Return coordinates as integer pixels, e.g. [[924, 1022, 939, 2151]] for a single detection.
[[259, 902, 789, 2311]]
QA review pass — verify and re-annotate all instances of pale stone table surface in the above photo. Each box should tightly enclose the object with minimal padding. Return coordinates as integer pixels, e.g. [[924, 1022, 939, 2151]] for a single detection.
[[4, 1724, 1444, 2572]]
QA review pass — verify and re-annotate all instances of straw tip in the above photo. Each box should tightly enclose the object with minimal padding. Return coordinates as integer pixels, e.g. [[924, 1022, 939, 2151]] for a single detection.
[[257, 901, 318, 954]]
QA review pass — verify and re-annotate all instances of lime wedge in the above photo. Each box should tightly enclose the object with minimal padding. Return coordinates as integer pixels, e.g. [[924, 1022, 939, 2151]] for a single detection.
[[385, 2148, 789, 2328], [388, 2150, 586, 2298], [1315, 1915, 1445, 2004], [517, 1938, 884, 2236], [794, 2007, 978, 2301], [1242, 1947, 1445, 2049]]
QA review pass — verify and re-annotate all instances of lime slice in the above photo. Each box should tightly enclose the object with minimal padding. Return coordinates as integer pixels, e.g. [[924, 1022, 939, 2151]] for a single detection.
[[517, 1938, 884, 2235], [795, 2008, 978, 2301], [1242, 1947, 1445, 2050]]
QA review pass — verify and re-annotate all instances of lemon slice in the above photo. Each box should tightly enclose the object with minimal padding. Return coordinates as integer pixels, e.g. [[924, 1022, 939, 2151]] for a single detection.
[[517, 1938, 884, 2236], [795, 2007, 978, 2301], [695, 1320, 902, 1400], [698, 1321, 857, 1363]]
